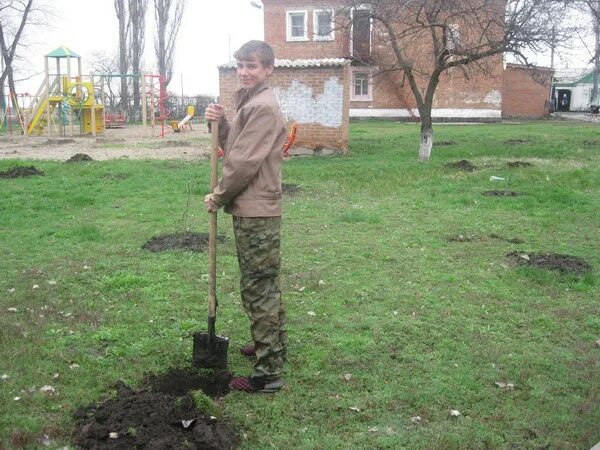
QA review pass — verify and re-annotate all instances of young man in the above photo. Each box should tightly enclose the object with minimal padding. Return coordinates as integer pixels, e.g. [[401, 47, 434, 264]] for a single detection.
[[204, 40, 287, 393]]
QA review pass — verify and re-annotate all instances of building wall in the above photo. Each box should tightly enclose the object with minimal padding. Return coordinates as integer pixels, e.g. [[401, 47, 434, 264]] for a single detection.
[[569, 84, 593, 111], [263, 0, 504, 119], [218, 65, 350, 153], [349, 56, 504, 119], [263, 0, 348, 60], [502, 64, 553, 118]]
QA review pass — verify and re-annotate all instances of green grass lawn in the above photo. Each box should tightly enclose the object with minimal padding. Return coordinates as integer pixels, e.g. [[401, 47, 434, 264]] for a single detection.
[[1, 121, 599, 449]]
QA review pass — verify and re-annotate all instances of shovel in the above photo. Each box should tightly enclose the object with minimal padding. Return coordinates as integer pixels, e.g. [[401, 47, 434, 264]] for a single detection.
[[192, 120, 229, 369]]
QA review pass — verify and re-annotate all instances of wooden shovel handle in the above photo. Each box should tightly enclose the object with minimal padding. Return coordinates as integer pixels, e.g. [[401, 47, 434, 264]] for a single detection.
[[208, 121, 218, 319]]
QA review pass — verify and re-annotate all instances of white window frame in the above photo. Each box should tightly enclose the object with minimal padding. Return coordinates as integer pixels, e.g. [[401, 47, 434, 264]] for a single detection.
[[350, 4, 372, 58], [351, 68, 373, 101], [313, 9, 334, 41], [286, 10, 308, 42]]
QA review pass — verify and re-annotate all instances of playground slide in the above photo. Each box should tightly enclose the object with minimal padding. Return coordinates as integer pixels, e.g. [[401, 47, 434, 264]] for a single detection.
[[27, 95, 59, 136]]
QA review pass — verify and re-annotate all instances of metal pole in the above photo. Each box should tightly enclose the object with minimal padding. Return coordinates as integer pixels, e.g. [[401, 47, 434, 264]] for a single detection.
[[90, 73, 96, 137], [46, 57, 51, 137], [141, 73, 147, 127]]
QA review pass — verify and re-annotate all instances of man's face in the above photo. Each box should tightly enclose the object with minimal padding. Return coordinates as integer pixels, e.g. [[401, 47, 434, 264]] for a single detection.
[[237, 56, 273, 90]]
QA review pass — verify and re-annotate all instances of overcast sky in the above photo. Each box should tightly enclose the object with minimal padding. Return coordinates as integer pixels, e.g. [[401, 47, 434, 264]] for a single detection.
[[20, 0, 264, 97], [16, 0, 596, 97]]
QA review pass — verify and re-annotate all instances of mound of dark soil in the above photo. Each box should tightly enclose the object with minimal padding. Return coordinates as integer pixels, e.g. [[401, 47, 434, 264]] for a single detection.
[[504, 139, 532, 145], [434, 140, 456, 146], [583, 140, 600, 146], [507, 161, 533, 168], [483, 190, 522, 197], [506, 252, 592, 274], [66, 153, 94, 162], [73, 371, 237, 450], [0, 166, 45, 179], [142, 232, 226, 253], [445, 160, 476, 172], [282, 183, 302, 194]]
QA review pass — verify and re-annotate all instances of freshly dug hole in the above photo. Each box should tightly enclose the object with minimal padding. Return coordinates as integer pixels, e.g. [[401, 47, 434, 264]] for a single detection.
[[66, 153, 94, 162], [445, 160, 476, 172]]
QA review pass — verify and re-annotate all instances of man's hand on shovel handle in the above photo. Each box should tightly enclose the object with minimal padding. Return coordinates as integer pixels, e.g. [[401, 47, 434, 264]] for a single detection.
[[205, 103, 224, 122], [204, 194, 219, 213]]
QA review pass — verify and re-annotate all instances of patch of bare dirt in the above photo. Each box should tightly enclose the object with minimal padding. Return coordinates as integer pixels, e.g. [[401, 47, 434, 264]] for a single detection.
[[506, 252, 592, 274], [447, 234, 476, 242], [583, 140, 600, 146], [66, 153, 94, 162], [445, 160, 477, 172], [282, 183, 302, 195], [42, 138, 76, 146], [0, 165, 45, 178], [73, 369, 237, 450], [434, 140, 456, 146], [483, 190, 523, 197], [142, 232, 226, 253], [507, 161, 533, 168], [489, 233, 524, 244]]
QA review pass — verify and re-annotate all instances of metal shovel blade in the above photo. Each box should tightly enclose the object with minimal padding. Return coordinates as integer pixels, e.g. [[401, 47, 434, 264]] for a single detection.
[[192, 332, 229, 369]]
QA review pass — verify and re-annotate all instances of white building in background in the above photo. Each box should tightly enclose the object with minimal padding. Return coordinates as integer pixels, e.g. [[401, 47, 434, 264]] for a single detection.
[[553, 68, 598, 112]]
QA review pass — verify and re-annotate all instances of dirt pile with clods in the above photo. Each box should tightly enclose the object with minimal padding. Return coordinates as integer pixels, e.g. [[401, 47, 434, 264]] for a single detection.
[[73, 368, 236, 449]]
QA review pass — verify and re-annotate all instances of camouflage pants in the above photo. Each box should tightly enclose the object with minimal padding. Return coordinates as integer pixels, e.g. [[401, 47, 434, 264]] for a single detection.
[[233, 216, 286, 382]]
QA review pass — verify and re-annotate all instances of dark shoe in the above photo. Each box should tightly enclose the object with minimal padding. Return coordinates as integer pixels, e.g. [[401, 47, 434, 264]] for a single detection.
[[239, 346, 256, 357], [228, 376, 283, 393]]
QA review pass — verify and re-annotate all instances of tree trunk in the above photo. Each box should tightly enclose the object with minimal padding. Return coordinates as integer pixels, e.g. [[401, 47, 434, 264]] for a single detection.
[[115, 0, 129, 113], [419, 115, 434, 162]]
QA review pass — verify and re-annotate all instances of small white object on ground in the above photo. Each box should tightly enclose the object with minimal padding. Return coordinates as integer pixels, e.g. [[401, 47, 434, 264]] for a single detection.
[[344, 373, 352, 381], [7, 307, 17, 312], [307, 311, 316, 316], [490, 176, 506, 181], [32, 284, 39, 289], [40, 385, 56, 394], [48, 280, 57, 285], [450, 409, 461, 417], [349, 406, 360, 412], [1, 374, 9, 380], [411, 416, 422, 424], [109, 432, 118, 439]]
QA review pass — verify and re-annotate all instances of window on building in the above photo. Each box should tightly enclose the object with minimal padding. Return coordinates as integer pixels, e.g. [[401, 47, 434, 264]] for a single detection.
[[352, 8, 371, 60], [287, 11, 308, 41], [314, 10, 334, 41], [352, 70, 372, 101]]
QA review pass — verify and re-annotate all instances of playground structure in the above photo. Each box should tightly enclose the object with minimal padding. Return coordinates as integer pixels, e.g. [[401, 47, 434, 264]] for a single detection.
[[23, 46, 104, 137], [1, 46, 182, 138]]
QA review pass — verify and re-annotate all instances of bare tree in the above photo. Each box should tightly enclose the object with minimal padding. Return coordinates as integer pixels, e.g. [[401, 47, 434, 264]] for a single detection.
[[334, 0, 574, 161], [114, 0, 130, 112], [153, 0, 184, 88], [90, 51, 120, 109], [129, 0, 148, 119], [0, 0, 34, 110]]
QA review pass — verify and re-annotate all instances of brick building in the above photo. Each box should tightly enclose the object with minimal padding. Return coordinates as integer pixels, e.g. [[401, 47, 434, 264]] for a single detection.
[[218, 1, 552, 153], [219, 59, 350, 154], [502, 64, 553, 119]]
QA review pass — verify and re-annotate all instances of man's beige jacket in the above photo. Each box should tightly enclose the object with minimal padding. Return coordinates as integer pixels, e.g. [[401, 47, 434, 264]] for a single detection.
[[212, 82, 287, 217]]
